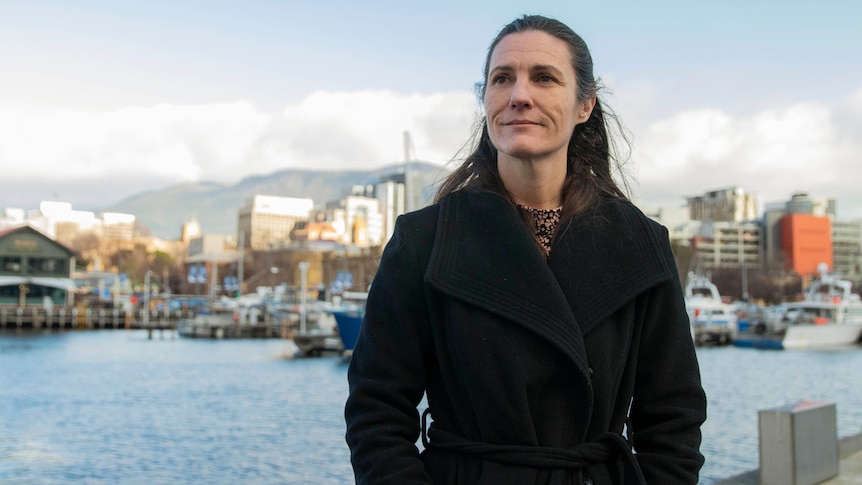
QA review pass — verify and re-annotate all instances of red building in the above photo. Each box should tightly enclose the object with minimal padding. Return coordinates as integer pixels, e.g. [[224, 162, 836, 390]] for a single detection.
[[781, 214, 832, 276]]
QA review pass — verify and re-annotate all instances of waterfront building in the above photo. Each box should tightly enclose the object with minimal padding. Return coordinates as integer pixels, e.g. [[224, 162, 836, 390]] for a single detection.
[[641, 204, 699, 245], [832, 220, 862, 278], [237, 195, 313, 251], [323, 196, 383, 247], [180, 219, 202, 244], [101, 212, 136, 241], [22, 201, 99, 240], [0, 201, 136, 245], [0, 225, 77, 306], [780, 213, 832, 276], [762, 193, 859, 278], [292, 221, 340, 243], [690, 220, 762, 273], [0, 208, 25, 229], [376, 175, 407, 244], [184, 234, 239, 298], [376, 167, 425, 239], [687, 186, 759, 222], [785, 192, 836, 217], [761, 208, 786, 274]]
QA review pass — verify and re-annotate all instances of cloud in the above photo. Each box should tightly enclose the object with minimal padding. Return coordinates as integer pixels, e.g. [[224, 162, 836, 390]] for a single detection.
[[271, 90, 478, 169], [2, 87, 861, 220], [0, 91, 478, 177], [628, 88, 862, 219], [0, 91, 479, 208], [0, 102, 271, 183]]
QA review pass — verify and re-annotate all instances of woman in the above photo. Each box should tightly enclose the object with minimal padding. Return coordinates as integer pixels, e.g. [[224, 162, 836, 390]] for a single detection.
[[345, 14, 706, 485]]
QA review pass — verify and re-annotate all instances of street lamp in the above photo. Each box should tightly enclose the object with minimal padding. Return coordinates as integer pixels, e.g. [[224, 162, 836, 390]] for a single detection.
[[299, 262, 310, 334]]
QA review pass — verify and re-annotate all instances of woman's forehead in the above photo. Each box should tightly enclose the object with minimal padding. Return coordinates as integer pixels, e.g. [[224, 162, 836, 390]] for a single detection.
[[489, 31, 572, 70]]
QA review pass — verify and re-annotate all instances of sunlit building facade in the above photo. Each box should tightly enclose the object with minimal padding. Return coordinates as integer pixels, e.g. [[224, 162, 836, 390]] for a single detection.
[[237, 195, 314, 250]]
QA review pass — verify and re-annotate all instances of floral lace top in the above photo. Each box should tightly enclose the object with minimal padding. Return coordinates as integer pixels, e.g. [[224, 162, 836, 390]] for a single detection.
[[518, 204, 563, 257]]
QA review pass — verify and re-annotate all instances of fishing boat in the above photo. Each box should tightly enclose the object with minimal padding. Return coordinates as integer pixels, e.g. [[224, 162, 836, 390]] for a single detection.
[[685, 272, 737, 346], [735, 264, 862, 349]]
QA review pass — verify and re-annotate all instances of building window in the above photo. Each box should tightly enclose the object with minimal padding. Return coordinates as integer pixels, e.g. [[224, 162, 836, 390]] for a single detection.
[[27, 257, 67, 276], [2, 256, 22, 273]]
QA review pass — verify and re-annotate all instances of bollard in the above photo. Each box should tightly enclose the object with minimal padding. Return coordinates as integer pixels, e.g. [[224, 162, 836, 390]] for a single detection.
[[759, 400, 838, 485]]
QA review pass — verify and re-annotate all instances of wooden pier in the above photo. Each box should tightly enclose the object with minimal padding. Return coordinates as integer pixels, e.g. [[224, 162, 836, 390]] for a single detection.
[[0, 305, 185, 332]]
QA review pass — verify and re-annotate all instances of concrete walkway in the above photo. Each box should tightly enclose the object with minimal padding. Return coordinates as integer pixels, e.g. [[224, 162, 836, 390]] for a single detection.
[[821, 447, 862, 484], [714, 433, 862, 484]]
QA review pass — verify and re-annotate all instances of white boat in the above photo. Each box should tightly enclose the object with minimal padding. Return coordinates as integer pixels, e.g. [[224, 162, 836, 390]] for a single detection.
[[685, 272, 737, 346], [777, 264, 862, 349]]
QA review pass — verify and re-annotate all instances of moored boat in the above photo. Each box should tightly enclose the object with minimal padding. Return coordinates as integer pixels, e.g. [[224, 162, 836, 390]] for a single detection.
[[734, 264, 862, 349], [290, 307, 343, 357], [327, 291, 367, 358], [685, 272, 737, 346]]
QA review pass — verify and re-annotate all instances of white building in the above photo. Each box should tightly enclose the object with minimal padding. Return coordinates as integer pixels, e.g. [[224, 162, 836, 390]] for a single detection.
[[0, 201, 134, 243], [237, 195, 314, 250]]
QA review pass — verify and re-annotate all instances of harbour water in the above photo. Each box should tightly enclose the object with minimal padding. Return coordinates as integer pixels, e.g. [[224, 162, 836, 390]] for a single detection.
[[1, 330, 861, 484]]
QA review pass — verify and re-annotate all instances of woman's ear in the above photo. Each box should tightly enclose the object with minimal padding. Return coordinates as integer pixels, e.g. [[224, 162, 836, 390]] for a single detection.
[[576, 96, 596, 124]]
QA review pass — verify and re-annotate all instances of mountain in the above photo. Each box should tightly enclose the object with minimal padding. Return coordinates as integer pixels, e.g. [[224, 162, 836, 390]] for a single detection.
[[103, 162, 449, 240]]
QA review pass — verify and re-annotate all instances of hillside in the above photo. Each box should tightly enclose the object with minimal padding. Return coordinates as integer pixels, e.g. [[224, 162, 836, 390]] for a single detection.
[[105, 161, 449, 240]]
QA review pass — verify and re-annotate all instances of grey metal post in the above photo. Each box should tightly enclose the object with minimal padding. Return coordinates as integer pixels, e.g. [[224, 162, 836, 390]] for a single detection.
[[299, 261, 310, 334], [759, 400, 838, 485], [143, 270, 152, 325]]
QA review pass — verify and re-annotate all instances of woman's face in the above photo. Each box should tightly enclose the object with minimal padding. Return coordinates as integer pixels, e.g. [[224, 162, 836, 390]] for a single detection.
[[484, 30, 594, 165]]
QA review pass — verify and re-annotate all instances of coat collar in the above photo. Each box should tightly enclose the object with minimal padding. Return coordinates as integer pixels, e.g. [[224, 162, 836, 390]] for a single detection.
[[425, 190, 672, 374]]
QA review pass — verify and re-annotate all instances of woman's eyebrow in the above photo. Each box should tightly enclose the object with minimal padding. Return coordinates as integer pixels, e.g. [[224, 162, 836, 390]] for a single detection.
[[530, 64, 564, 75]]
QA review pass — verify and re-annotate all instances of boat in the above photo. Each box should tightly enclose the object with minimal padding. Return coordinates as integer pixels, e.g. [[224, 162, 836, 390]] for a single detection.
[[326, 291, 367, 358], [289, 307, 344, 357], [734, 263, 862, 349], [684, 272, 737, 346], [176, 312, 237, 338]]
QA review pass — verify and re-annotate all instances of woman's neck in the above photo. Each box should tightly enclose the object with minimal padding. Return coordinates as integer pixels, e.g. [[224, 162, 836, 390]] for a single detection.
[[497, 155, 566, 210]]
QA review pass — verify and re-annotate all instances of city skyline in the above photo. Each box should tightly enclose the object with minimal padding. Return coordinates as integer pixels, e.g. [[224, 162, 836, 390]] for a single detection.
[[1, 1, 861, 219]]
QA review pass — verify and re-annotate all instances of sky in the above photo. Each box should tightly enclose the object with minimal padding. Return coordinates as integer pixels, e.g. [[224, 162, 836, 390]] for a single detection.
[[1, 0, 861, 219]]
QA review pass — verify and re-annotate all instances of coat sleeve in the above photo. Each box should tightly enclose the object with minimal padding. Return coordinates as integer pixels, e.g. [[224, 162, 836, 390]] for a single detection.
[[344, 214, 434, 484], [630, 227, 707, 484]]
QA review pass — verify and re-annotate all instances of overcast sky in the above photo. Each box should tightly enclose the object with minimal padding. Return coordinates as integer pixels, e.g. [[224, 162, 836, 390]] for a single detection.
[[1, 0, 861, 219]]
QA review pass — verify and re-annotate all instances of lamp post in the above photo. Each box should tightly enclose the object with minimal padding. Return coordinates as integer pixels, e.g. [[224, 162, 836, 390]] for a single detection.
[[299, 262, 310, 334]]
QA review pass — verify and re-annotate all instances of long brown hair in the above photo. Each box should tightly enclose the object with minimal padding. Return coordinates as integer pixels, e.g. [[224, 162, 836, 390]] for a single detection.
[[435, 15, 631, 226]]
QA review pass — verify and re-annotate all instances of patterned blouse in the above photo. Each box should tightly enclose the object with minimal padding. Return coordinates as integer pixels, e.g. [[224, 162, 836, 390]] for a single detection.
[[518, 204, 563, 257]]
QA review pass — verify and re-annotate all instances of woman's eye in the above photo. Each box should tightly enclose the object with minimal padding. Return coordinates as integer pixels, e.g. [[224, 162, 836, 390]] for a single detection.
[[491, 75, 509, 85], [537, 74, 555, 83]]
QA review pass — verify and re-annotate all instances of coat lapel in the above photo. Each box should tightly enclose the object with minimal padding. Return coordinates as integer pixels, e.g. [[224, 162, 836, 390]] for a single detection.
[[424, 191, 675, 377], [424, 190, 591, 378], [549, 198, 673, 335]]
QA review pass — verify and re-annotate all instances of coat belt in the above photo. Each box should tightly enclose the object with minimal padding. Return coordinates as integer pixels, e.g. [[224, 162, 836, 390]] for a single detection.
[[421, 409, 646, 484]]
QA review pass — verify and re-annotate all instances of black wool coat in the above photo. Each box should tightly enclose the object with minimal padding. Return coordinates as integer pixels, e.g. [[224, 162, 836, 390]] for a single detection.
[[345, 190, 706, 485]]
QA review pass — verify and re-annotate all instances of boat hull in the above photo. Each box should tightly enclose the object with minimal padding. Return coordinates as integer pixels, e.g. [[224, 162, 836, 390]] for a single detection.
[[332, 310, 362, 356], [782, 323, 862, 349], [735, 323, 862, 350], [292, 333, 343, 356]]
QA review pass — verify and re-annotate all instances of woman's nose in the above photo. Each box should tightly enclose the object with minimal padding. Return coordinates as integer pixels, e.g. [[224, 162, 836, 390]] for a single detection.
[[509, 79, 532, 108]]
